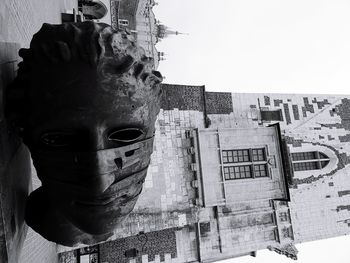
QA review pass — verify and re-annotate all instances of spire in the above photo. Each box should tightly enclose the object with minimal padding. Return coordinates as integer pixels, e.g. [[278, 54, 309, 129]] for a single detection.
[[156, 23, 187, 40]]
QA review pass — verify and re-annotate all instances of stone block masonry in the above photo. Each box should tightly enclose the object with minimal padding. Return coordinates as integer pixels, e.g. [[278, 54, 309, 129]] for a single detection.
[[283, 103, 291, 124], [292, 105, 300, 120], [303, 97, 315, 113], [100, 228, 178, 263], [1, 0, 67, 46], [264, 96, 270, 106], [205, 92, 233, 114], [160, 84, 234, 122], [160, 84, 205, 111]]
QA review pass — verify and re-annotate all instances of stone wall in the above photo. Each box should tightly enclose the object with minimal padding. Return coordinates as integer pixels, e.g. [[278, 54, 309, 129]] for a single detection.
[[229, 93, 350, 244], [111, 107, 204, 239], [205, 92, 233, 114], [160, 84, 205, 112], [100, 228, 178, 263], [114, 0, 138, 29]]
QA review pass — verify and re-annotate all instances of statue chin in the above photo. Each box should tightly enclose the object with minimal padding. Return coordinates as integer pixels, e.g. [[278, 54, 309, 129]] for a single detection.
[[6, 21, 162, 246]]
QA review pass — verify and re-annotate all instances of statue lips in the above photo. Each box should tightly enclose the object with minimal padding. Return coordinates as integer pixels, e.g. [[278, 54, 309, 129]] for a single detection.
[[66, 171, 145, 235], [46, 168, 147, 235]]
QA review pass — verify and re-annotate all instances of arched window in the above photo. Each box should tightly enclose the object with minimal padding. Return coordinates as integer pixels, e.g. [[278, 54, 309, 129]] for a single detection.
[[291, 151, 330, 172]]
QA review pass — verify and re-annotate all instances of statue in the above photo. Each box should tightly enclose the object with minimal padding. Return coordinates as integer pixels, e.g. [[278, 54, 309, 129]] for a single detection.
[[5, 21, 163, 246]]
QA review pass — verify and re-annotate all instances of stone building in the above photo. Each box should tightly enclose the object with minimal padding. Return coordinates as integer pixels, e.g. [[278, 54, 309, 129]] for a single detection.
[[80, 0, 183, 68], [59, 84, 350, 262], [109, 0, 179, 68], [81, 0, 163, 68]]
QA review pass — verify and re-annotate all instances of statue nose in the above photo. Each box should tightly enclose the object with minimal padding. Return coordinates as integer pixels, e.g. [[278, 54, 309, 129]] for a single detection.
[[83, 126, 108, 151], [87, 172, 115, 195]]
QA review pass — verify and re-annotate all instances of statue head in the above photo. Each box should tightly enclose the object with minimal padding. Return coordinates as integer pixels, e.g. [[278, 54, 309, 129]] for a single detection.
[[6, 22, 162, 246]]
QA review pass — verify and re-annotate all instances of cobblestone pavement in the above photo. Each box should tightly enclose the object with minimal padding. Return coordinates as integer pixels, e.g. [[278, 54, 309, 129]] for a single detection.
[[1, 1, 77, 262], [1, 0, 77, 47]]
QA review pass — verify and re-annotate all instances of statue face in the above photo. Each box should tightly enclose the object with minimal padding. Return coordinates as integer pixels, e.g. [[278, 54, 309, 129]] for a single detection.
[[10, 22, 162, 240], [23, 64, 160, 234]]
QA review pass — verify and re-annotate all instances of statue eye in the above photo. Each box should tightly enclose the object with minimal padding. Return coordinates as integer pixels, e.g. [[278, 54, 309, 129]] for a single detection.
[[40, 132, 75, 147], [108, 128, 144, 143]]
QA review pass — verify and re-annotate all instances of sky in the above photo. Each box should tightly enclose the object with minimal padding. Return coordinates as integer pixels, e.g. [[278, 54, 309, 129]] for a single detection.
[[153, 0, 350, 262], [154, 0, 350, 94]]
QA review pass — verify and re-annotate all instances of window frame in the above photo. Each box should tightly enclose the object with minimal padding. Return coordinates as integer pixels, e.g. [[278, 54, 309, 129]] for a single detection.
[[291, 151, 330, 172], [118, 19, 129, 26], [222, 147, 270, 181]]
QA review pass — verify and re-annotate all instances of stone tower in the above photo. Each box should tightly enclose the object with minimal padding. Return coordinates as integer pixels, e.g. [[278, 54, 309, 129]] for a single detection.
[[59, 84, 350, 263]]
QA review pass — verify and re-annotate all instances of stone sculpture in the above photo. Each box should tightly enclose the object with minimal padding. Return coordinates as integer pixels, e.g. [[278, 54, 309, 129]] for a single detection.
[[5, 21, 162, 246]]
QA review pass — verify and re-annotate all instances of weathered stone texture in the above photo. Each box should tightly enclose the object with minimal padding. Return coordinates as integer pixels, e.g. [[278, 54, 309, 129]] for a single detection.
[[301, 106, 307, 117], [160, 84, 205, 111], [100, 228, 177, 263], [283, 103, 291, 124], [338, 190, 350, 197], [116, 0, 138, 29], [334, 98, 350, 130], [274, 99, 283, 107], [102, 107, 204, 241], [292, 105, 300, 120], [284, 136, 303, 147], [205, 92, 233, 114], [328, 135, 335, 141], [312, 98, 330, 109], [303, 97, 315, 113], [0, 0, 63, 46], [58, 250, 77, 263], [264, 96, 270, 105], [19, 226, 58, 263], [336, 205, 350, 212], [339, 134, 350, 143]]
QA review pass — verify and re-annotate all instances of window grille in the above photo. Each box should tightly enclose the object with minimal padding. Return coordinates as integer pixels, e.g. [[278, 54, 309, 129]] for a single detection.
[[222, 148, 268, 180], [291, 151, 330, 172], [222, 149, 250, 163], [291, 152, 317, 161]]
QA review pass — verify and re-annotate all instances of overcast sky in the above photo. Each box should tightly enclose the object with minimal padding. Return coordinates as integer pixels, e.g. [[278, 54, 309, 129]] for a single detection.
[[154, 0, 350, 94], [154, 0, 350, 262]]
